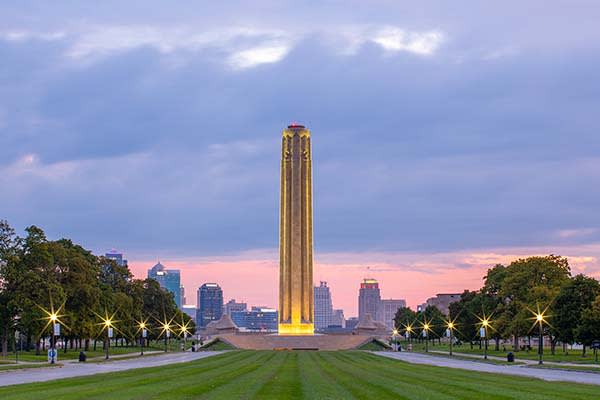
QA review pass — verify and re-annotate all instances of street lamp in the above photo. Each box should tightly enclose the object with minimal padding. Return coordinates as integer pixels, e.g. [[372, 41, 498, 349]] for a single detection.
[[446, 320, 456, 356], [39, 303, 67, 364], [530, 306, 549, 365], [480, 318, 489, 360], [136, 320, 148, 356], [392, 328, 399, 351], [177, 320, 191, 352], [103, 317, 114, 360], [422, 323, 430, 352]]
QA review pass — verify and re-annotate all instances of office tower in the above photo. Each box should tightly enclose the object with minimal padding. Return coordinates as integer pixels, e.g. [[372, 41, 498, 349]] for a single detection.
[[148, 262, 182, 308], [105, 250, 128, 267], [314, 281, 333, 331], [358, 278, 381, 322], [231, 307, 278, 331], [197, 283, 223, 327], [331, 309, 345, 328], [380, 299, 407, 329], [225, 299, 247, 316]]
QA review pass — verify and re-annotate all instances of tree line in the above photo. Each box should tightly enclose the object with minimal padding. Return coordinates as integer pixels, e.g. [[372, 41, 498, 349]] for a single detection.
[[394, 255, 600, 354], [0, 220, 195, 356]]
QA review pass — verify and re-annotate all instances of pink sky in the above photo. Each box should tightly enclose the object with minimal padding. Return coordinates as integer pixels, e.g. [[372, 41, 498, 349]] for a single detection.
[[128, 245, 600, 317]]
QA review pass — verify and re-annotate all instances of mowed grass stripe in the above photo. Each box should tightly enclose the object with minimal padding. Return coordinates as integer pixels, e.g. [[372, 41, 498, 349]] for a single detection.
[[183, 351, 285, 399], [0, 351, 251, 400], [1, 351, 600, 400], [361, 352, 597, 400], [296, 352, 355, 399], [334, 352, 474, 400], [251, 352, 303, 399]]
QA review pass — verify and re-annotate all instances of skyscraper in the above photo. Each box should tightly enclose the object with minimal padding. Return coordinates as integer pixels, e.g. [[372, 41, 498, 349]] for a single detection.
[[147, 262, 182, 308], [331, 309, 346, 328], [380, 299, 407, 329], [279, 123, 314, 335], [197, 283, 223, 327], [224, 299, 247, 316], [105, 250, 127, 267], [314, 281, 333, 331], [358, 278, 381, 322]]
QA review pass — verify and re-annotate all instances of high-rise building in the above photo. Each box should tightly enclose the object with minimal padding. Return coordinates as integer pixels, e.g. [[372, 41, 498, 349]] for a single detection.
[[197, 283, 223, 327], [231, 307, 278, 331], [180, 285, 186, 306], [425, 293, 461, 315], [358, 278, 381, 322], [148, 262, 181, 308], [182, 305, 196, 324], [331, 309, 345, 328], [279, 123, 314, 335], [379, 299, 407, 329], [225, 299, 247, 316], [105, 250, 127, 267], [314, 281, 333, 331]]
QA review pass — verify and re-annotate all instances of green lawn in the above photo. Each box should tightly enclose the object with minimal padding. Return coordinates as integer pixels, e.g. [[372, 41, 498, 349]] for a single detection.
[[1, 351, 599, 399], [406, 341, 600, 364], [0, 340, 190, 363]]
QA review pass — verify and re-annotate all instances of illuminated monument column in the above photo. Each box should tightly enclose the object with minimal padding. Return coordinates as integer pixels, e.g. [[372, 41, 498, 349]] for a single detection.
[[278, 123, 314, 335]]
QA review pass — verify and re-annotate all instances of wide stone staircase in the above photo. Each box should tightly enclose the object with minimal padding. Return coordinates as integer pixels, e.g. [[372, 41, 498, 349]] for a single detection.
[[216, 334, 377, 350]]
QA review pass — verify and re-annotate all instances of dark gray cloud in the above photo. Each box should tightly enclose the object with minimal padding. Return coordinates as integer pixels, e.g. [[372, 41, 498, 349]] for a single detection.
[[1, 1, 600, 258]]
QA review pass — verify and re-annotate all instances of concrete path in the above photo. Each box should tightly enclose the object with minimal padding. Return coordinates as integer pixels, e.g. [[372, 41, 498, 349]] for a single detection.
[[376, 351, 600, 386], [0, 351, 220, 387]]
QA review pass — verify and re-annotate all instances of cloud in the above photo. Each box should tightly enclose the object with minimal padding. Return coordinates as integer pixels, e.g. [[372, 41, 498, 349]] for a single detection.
[[0, 30, 65, 42], [228, 44, 291, 69], [370, 27, 444, 55]]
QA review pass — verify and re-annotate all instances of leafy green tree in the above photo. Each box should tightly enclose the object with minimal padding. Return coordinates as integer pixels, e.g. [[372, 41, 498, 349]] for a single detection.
[[575, 295, 600, 356], [552, 275, 600, 354], [393, 307, 417, 338]]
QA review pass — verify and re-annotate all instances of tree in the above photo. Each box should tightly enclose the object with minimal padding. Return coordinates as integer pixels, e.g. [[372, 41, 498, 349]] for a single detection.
[[393, 307, 417, 338], [488, 255, 571, 351], [552, 275, 600, 354], [575, 295, 600, 356]]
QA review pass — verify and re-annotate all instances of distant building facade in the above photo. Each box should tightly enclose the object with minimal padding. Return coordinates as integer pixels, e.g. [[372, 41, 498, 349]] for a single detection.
[[358, 278, 381, 322], [425, 293, 461, 315], [224, 299, 247, 316], [345, 317, 359, 330], [231, 307, 278, 331], [379, 299, 407, 329], [314, 281, 333, 331], [197, 283, 223, 327], [148, 262, 181, 308], [105, 250, 127, 267], [182, 305, 196, 324], [331, 309, 345, 328], [180, 285, 186, 306]]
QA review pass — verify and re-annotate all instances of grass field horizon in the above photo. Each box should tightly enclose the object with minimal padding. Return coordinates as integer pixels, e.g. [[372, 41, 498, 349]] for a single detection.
[[1, 351, 599, 400]]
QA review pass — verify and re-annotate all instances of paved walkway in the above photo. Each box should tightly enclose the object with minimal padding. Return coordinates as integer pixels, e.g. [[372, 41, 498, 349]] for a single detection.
[[0, 351, 220, 387], [376, 351, 600, 386]]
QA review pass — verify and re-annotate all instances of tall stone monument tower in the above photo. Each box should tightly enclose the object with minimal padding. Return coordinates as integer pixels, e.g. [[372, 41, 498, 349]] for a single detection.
[[278, 123, 314, 335]]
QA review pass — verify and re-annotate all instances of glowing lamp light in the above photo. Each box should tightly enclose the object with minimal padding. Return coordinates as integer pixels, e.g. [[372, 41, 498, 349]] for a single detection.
[[423, 324, 430, 331], [50, 313, 58, 322], [406, 325, 413, 333], [536, 314, 544, 322], [392, 329, 398, 336], [448, 322, 454, 329], [482, 319, 489, 327], [139, 322, 146, 329]]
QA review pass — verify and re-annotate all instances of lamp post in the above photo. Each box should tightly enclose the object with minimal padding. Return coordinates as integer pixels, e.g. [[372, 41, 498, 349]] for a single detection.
[[446, 321, 455, 356], [422, 324, 429, 352], [140, 322, 147, 356], [392, 329, 399, 351], [480, 319, 489, 360], [405, 325, 413, 347], [535, 313, 544, 365], [50, 313, 59, 364]]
